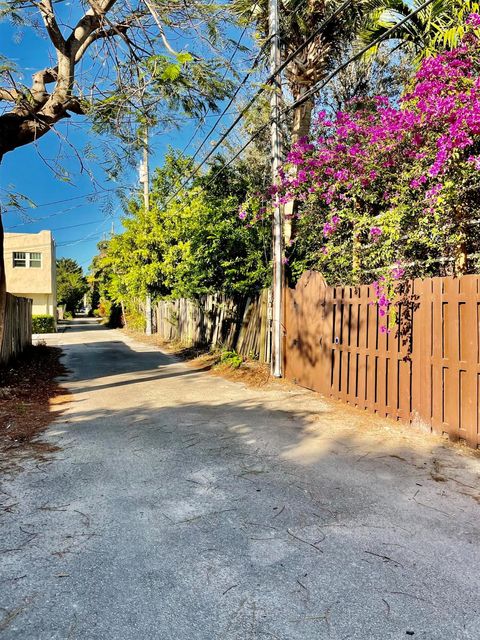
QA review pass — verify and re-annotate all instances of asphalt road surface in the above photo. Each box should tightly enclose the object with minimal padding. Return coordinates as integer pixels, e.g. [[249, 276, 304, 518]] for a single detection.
[[1, 318, 479, 639]]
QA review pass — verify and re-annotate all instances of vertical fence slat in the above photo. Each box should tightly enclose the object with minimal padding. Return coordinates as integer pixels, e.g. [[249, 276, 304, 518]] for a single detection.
[[376, 299, 388, 418], [153, 290, 270, 363], [356, 286, 368, 410], [1, 294, 32, 365], [458, 276, 478, 447], [283, 271, 480, 448]]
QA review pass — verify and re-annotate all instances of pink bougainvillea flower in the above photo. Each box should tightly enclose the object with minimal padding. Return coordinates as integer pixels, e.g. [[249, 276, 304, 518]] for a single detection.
[[410, 175, 427, 189], [467, 13, 480, 28], [391, 263, 405, 280]]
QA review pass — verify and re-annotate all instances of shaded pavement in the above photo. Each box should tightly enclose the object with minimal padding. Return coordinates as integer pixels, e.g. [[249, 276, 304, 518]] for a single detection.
[[1, 318, 480, 639]]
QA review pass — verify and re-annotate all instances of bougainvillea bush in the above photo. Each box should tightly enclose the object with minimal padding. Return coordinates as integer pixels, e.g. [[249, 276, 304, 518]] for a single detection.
[[246, 16, 480, 295]]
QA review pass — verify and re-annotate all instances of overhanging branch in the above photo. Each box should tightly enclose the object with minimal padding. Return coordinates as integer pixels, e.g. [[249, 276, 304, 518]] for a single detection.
[[38, 0, 66, 53], [0, 88, 20, 103]]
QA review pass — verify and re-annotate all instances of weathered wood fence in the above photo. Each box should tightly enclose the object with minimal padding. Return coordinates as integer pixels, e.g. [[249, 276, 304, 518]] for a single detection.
[[155, 290, 271, 362], [284, 271, 480, 448], [0, 294, 32, 365]]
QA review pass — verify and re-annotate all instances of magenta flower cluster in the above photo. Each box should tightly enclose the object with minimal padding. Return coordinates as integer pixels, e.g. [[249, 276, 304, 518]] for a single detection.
[[275, 20, 480, 238], [267, 17, 480, 324], [467, 13, 480, 28]]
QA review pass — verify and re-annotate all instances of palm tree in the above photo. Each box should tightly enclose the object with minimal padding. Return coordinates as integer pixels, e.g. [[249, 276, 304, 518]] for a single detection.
[[232, 0, 364, 243], [235, 0, 362, 145], [359, 0, 478, 62]]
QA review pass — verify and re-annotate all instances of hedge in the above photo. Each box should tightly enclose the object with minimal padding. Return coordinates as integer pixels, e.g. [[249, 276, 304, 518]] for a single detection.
[[32, 315, 56, 333]]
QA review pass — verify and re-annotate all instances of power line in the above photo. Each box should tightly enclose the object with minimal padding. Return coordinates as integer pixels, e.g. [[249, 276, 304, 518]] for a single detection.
[[186, 44, 266, 167], [2, 187, 126, 214], [4, 229, 109, 251], [164, 0, 355, 207], [46, 218, 112, 233], [5, 203, 98, 230], [289, 0, 437, 112], [187, 0, 438, 197], [179, 11, 257, 157]]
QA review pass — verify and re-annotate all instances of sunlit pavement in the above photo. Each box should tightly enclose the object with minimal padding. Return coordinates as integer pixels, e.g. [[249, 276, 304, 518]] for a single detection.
[[1, 318, 479, 639]]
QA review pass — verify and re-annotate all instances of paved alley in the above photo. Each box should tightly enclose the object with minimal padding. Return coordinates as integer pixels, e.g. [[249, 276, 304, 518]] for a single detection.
[[1, 319, 479, 639]]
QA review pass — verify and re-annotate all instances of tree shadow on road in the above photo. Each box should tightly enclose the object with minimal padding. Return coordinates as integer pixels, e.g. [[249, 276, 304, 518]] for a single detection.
[[2, 388, 480, 640]]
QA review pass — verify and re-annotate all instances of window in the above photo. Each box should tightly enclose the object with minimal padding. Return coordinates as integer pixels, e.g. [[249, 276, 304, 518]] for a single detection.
[[13, 252, 26, 268], [12, 251, 42, 268], [29, 252, 42, 268]]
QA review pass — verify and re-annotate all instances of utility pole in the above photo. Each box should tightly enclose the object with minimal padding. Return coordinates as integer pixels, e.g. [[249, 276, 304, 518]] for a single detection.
[[140, 127, 152, 336], [269, 0, 283, 377]]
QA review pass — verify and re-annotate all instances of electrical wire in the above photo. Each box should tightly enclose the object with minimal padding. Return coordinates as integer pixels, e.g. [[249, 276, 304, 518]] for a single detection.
[[181, 0, 439, 198], [179, 6, 258, 157], [186, 44, 267, 167], [287, 0, 438, 112], [2, 187, 127, 214], [5, 204, 100, 230], [163, 0, 355, 207]]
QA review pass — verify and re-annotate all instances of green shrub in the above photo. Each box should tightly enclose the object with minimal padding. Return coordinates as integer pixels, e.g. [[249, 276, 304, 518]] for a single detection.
[[219, 349, 243, 369], [124, 309, 145, 332], [64, 310, 73, 319], [32, 315, 55, 333]]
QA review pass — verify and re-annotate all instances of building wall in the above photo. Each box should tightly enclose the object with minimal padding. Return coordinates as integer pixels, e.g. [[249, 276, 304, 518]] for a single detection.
[[13, 293, 55, 316], [4, 230, 57, 317]]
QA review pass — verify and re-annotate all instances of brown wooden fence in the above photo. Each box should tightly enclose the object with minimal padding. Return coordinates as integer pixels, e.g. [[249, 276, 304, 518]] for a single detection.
[[155, 290, 271, 362], [0, 293, 32, 365], [284, 271, 480, 448]]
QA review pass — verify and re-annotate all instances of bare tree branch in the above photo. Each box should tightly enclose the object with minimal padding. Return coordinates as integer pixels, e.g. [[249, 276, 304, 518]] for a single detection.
[[74, 20, 133, 62], [144, 0, 178, 55], [0, 88, 20, 102], [37, 0, 66, 53]]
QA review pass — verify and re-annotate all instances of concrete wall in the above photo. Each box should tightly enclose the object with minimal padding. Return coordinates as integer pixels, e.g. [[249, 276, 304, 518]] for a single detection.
[[12, 293, 55, 316], [4, 230, 57, 316]]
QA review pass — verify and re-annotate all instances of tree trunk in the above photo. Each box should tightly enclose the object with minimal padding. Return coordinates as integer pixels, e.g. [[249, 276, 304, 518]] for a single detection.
[[0, 112, 54, 160], [0, 205, 7, 358], [351, 200, 362, 285], [453, 206, 467, 276], [454, 237, 468, 275], [284, 97, 314, 248], [352, 232, 361, 285]]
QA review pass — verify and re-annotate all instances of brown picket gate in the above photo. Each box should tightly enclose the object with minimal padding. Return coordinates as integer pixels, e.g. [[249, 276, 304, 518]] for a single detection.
[[284, 271, 480, 448]]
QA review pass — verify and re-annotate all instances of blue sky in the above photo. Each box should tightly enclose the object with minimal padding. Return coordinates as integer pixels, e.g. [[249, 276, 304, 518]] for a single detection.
[[0, 7, 251, 272]]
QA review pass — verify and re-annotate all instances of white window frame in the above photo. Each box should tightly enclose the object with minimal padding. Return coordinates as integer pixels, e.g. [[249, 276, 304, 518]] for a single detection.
[[29, 252, 42, 268], [13, 251, 27, 268], [12, 251, 42, 268]]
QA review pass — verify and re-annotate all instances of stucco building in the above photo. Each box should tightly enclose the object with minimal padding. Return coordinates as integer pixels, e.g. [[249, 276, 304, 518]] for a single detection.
[[4, 230, 57, 316]]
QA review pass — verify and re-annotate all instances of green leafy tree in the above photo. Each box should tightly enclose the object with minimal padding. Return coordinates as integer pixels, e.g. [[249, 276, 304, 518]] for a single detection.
[[0, 0, 234, 346], [56, 258, 88, 314], [359, 0, 480, 61], [156, 157, 271, 298], [89, 150, 271, 322]]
